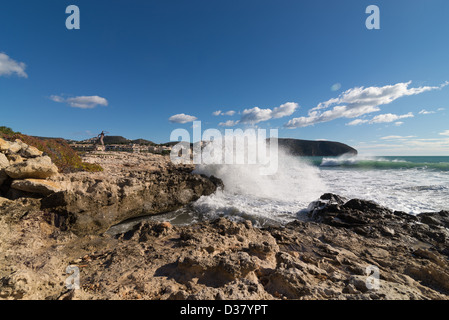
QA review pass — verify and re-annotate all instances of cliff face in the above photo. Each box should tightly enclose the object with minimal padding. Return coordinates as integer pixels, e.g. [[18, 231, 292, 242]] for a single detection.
[[277, 138, 357, 157]]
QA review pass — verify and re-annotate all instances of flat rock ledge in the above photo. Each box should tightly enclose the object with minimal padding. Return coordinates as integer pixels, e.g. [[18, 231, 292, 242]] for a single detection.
[[0, 192, 448, 300]]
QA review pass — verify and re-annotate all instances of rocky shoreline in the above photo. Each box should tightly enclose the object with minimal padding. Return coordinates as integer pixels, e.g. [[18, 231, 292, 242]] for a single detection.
[[0, 140, 448, 300]]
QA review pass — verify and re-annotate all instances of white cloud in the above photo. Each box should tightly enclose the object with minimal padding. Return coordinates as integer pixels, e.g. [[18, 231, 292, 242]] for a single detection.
[[241, 102, 298, 124], [285, 81, 446, 128], [0, 53, 28, 78], [380, 135, 416, 140], [49, 95, 64, 103], [439, 130, 449, 136], [419, 109, 436, 115], [241, 107, 273, 123], [169, 113, 198, 124], [223, 110, 236, 116], [219, 120, 240, 127], [213, 110, 236, 116], [394, 122, 404, 126], [357, 135, 449, 155], [346, 112, 414, 126], [370, 112, 414, 124], [51, 95, 108, 109], [346, 119, 369, 126]]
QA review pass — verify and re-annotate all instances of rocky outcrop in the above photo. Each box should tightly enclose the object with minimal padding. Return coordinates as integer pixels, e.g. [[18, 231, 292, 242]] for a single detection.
[[307, 193, 449, 255], [10, 179, 62, 196], [5, 156, 59, 179], [0, 138, 60, 198], [40, 152, 221, 235], [0, 138, 447, 301], [0, 140, 221, 235], [1, 190, 448, 300]]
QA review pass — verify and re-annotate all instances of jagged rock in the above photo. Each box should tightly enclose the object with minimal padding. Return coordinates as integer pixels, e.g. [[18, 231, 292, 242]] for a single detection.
[[6, 154, 24, 165], [5, 156, 59, 179], [11, 179, 62, 196], [0, 153, 9, 169], [6, 141, 22, 154], [0, 138, 9, 152], [18, 142, 43, 158], [0, 154, 9, 186], [0, 196, 11, 206]]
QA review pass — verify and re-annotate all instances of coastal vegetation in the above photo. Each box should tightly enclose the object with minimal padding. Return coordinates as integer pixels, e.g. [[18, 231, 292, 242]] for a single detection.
[[0, 126, 103, 173]]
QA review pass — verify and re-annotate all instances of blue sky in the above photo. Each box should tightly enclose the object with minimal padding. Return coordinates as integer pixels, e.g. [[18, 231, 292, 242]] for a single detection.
[[1, 0, 449, 155]]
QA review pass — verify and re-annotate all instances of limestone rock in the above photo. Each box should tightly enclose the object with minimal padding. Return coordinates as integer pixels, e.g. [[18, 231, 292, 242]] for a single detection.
[[11, 179, 62, 196], [0, 153, 9, 169], [6, 141, 22, 154], [0, 154, 10, 186], [6, 154, 24, 165], [39, 152, 219, 236], [0, 196, 11, 205], [0, 138, 10, 152], [20, 144, 43, 158], [1, 190, 449, 300], [13, 139, 43, 158], [5, 156, 59, 179]]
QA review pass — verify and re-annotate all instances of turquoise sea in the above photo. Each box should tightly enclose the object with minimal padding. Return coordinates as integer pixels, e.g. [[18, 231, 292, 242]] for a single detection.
[[300, 155, 449, 215], [305, 156, 449, 171]]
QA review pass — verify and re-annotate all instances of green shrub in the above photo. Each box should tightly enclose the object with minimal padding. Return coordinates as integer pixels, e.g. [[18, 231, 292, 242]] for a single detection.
[[161, 149, 171, 156], [0, 126, 19, 135], [0, 129, 103, 173]]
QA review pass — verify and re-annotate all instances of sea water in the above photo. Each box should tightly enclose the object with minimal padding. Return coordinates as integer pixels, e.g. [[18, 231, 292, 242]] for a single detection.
[[144, 153, 449, 228]]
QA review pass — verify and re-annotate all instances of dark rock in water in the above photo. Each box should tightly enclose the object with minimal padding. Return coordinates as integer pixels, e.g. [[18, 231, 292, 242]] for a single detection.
[[205, 175, 224, 190], [307, 193, 449, 255], [417, 211, 449, 229]]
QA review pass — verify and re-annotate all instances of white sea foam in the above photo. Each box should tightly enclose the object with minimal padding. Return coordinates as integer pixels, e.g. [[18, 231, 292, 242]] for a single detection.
[[147, 152, 449, 227], [191, 135, 326, 225], [320, 167, 449, 214]]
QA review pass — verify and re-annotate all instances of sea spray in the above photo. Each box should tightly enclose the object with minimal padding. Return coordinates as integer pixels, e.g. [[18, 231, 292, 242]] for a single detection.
[[170, 121, 279, 175], [191, 132, 326, 225]]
